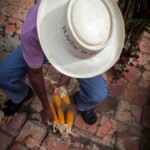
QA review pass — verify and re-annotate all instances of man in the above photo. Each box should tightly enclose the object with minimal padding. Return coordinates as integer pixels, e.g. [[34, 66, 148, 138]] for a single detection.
[[0, 0, 124, 125]]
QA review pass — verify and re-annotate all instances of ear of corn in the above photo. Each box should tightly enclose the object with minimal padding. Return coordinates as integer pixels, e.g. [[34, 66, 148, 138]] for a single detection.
[[57, 108, 65, 124], [61, 95, 70, 105], [66, 109, 74, 127], [49, 103, 59, 124], [53, 95, 61, 108]]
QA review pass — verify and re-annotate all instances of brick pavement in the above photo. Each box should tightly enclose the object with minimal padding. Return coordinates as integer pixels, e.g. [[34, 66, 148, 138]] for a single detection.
[[0, 0, 150, 150]]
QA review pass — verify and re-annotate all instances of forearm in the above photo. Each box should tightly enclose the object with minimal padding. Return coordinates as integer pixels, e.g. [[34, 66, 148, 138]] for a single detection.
[[28, 67, 49, 109]]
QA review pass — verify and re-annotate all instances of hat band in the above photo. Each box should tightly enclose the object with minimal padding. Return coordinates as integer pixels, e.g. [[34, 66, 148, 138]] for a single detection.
[[58, 5, 99, 58]]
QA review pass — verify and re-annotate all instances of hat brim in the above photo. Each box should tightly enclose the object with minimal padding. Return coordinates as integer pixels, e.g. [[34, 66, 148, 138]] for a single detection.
[[37, 0, 125, 78]]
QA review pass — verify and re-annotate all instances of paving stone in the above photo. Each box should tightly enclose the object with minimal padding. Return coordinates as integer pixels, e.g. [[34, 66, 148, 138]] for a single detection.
[[142, 105, 150, 128], [2, 113, 26, 137], [41, 134, 69, 150], [106, 77, 126, 97], [143, 71, 150, 81], [117, 121, 136, 133], [96, 116, 117, 142], [3, 34, 20, 53], [16, 28, 21, 35], [74, 112, 100, 134], [96, 96, 118, 117], [115, 100, 142, 128], [16, 120, 47, 150], [143, 53, 150, 61], [8, 18, 22, 29], [140, 44, 150, 54], [10, 143, 28, 150], [124, 66, 141, 83], [138, 55, 149, 65], [141, 34, 150, 47], [43, 64, 50, 75], [116, 131, 139, 150], [139, 35, 150, 55], [12, 8, 28, 21], [138, 77, 150, 88], [121, 83, 148, 107], [117, 122, 141, 137], [0, 15, 7, 25], [30, 96, 43, 112], [0, 131, 13, 150], [143, 31, 150, 38], [144, 63, 150, 71], [5, 24, 16, 35], [31, 113, 42, 122]]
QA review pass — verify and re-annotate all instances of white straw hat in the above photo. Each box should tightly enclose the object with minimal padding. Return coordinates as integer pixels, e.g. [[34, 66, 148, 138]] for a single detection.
[[37, 0, 125, 78]]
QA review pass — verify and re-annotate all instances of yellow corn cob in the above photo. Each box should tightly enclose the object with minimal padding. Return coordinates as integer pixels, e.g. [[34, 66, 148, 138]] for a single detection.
[[53, 95, 61, 108], [61, 95, 70, 105], [57, 108, 65, 124], [66, 109, 74, 126], [49, 103, 59, 124]]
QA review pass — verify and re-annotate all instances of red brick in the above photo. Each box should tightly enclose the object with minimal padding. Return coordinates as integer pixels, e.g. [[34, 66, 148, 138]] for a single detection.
[[0, 15, 7, 25], [2, 113, 26, 137], [117, 122, 130, 132], [0, 131, 13, 150], [121, 83, 148, 107], [8, 18, 22, 29], [115, 100, 142, 127], [30, 96, 43, 112], [124, 66, 141, 83], [142, 105, 150, 128], [138, 55, 149, 65], [96, 116, 117, 142], [3, 5, 19, 17], [143, 31, 150, 38], [41, 134, 69, 150], [139, 34, 150, 54], [107, 77, 126, 97], [10, 143, 28, 150], [96, 96, 118, 116], [16, 120, 47, 149], [140, 43, 150, 54], [138, 77, 150, 88], [16, 28, 21, 35], [143, 71, 150, 81], [143, 53, 150, 61], [144, 63, 150, 71], [74, 112, 100, 134], [116, 131, 139, 150], [12, 8, 28, 21], [42, 64, 50, 75], [5, 25, 16, 35]]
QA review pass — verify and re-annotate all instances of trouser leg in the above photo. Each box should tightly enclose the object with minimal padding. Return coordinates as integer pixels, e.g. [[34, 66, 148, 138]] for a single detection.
[[0, 45, 29, 104], [77, 75, 108, 111]]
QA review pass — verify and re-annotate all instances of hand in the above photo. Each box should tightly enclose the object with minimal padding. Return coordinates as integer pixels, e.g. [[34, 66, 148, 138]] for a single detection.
[[55, 74, 71, 88], [41, 106, 54, 125]]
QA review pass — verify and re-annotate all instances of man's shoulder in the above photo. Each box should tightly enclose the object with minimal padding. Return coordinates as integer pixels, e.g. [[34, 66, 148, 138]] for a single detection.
[[22, 3, 40, 39]]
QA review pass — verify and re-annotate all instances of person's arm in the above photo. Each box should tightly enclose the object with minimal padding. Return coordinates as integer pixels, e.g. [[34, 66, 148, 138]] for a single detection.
[[28, 66, 54, 125]]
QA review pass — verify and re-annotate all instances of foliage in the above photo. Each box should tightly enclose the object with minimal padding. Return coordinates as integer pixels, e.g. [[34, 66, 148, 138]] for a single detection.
[[111, 0, 150, 82]]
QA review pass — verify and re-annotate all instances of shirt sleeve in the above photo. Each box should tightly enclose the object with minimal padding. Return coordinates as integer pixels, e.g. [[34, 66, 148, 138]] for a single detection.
[[21, 3, 44, 69]]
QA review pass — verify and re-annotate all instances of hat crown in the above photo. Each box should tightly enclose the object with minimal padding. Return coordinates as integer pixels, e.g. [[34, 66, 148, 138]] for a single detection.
[[68, 0, 112, 50]]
